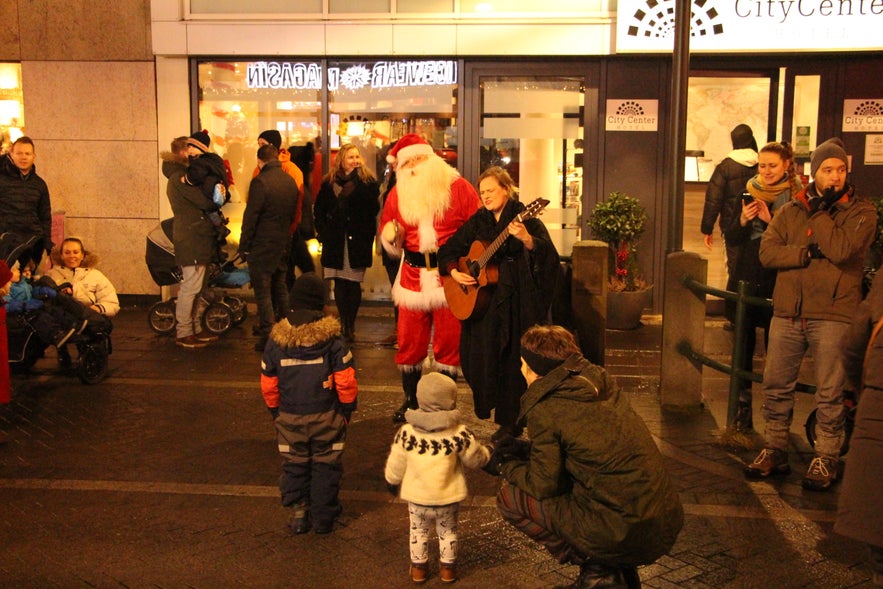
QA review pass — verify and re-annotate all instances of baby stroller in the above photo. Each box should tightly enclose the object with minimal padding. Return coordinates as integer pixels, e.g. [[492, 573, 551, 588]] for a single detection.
[[145, 219, 250, 336], [6, 303, 112, 385]]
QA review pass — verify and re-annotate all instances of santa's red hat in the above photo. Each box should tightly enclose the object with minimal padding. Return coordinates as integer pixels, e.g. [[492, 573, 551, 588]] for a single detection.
[[386, 133, 434, 166]]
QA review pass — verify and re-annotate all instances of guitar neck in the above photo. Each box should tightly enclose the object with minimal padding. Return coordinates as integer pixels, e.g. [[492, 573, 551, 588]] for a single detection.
[[473, 199, 548, 270], [476, 227, 512, 269]]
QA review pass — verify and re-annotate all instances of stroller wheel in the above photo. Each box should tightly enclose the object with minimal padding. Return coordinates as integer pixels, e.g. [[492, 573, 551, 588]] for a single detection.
[[148, 300, 177, 335], [77, 341, 109, 384], [202, 302, 235, 335], [223, 295, 248, 325]]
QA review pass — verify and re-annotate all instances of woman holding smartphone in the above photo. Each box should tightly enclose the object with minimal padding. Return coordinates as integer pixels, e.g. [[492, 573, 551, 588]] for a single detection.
[[723, 141, 802, 431]]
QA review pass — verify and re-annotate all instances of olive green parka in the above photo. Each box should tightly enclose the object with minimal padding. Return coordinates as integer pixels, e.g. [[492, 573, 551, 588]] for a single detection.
[[499, 355, 683, 566]]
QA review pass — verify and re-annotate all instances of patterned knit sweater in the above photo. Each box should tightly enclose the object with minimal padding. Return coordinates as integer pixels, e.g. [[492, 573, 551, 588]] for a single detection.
[[384, 422, 490, 506]]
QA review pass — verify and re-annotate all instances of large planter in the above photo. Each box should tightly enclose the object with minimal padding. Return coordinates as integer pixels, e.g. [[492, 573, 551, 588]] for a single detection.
[[607, 286, 653, 330]]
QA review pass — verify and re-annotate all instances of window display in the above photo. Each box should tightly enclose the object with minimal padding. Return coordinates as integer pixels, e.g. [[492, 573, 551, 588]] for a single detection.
[[0, 63, 24, 156]]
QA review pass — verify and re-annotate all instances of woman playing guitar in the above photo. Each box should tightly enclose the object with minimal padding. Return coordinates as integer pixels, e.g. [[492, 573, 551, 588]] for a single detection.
[[437, 167, 559, 439]]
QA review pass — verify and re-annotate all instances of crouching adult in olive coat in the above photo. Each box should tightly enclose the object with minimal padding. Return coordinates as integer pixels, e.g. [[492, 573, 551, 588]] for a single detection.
[[492, 325, 683, 589], [835, 274, 883, 586]]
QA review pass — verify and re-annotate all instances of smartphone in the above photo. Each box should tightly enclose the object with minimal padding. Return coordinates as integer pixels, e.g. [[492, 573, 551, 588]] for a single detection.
[[741, 192, 754, 204]]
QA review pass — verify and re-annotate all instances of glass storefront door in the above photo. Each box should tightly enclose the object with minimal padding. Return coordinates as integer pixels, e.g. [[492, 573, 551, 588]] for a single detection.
[[465, 67, 591, 258]]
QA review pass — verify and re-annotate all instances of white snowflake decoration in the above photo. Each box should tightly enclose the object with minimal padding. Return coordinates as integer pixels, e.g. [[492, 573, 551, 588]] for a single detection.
[[340, 65, 371, 90]]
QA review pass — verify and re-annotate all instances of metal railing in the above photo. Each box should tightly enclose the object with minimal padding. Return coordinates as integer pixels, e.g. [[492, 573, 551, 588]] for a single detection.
[[675, 276, 815, 428]]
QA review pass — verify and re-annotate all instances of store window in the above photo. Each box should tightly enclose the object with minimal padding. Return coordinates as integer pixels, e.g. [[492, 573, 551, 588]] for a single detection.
[[328, 59, 458, 180], [0, 63, 24, 156]]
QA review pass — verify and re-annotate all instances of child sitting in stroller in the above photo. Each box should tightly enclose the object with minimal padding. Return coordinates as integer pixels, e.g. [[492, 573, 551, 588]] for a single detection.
[[183, 130, 231, 244], [3, 260, 89, 348]]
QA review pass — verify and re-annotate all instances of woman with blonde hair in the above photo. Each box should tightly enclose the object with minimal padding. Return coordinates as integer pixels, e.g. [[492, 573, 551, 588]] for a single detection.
[[313, 144, 380, 342]]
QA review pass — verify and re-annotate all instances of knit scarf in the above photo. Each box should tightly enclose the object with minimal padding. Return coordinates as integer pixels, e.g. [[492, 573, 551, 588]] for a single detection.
[[745, 174, 794, 205], [332, 169, 358, 199]]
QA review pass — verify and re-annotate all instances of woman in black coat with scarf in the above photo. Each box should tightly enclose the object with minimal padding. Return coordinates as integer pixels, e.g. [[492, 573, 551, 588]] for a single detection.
[[438, 166, 559, 437], [313, 143, 380, 342]]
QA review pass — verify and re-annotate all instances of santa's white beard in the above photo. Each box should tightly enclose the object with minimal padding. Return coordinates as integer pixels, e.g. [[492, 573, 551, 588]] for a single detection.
[[396, 156, 457, 225]]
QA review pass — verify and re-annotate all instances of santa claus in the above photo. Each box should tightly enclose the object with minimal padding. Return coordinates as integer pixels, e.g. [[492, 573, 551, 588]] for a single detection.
[[380, 134, 479, 422]]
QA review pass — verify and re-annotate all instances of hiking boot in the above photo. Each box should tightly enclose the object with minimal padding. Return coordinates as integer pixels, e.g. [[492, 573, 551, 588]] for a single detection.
[[176, 335, 209, 349], [439, 561, 457, 583], [410, 562, 428, 584], [802, 456, 841, 491], [744, 448, 790, 479]]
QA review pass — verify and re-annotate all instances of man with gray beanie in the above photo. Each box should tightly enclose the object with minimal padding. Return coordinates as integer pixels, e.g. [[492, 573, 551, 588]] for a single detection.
[[746, 137, 877, 491]]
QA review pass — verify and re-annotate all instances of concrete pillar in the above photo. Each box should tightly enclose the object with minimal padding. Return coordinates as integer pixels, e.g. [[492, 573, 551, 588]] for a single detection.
[[571, 240, 607, 366], [660, 251, 707, 411]]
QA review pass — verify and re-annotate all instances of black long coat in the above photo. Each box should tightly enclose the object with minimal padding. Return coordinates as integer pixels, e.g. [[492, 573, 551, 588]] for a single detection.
[[437, 199, 559, 425], [313, 171, 380, 270], [835, 274, 883, 549], [239, 159, 298, 271]]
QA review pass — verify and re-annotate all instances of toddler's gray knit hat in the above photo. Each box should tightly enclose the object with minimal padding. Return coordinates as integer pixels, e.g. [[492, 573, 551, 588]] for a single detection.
[[416, 372, 457, 412], [811, 137, 848, 177]]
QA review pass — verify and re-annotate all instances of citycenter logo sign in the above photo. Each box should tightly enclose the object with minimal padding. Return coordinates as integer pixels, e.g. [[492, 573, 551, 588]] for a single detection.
[[246, 60, 457, 91], [616, 0, 883, 52]]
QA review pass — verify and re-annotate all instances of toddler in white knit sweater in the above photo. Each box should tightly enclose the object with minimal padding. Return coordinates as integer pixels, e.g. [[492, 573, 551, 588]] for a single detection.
[[384, 372, 491, 584]]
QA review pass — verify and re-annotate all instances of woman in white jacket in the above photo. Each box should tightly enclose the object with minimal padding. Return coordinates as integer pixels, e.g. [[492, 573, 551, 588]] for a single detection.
[[46, 236, 119, 328]]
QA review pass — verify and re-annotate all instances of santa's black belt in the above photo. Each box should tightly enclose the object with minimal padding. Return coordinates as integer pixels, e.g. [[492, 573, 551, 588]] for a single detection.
[[403, 249, 438, 269]]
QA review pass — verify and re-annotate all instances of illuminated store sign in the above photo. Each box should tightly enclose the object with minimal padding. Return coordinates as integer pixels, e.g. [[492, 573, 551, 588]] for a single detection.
[[246, 60, 457, 91], [606, 100, 659, 131], [616, 0, 883, 52], [843, 99, 883, 132]]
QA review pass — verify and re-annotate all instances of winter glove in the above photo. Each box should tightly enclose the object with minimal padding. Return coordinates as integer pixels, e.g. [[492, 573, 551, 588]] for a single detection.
[[817, 186, 843, 213], [481, 445, 505, 477], [339, 402, 357, 424], [807, 243, 826, 260], [386, 483, 400, 497], [268, 406, 280, 420], [494, 434, 532, 461], [237, 251, 248, 263], [4, 300, 24, 313], [33, 285, 57, 299]]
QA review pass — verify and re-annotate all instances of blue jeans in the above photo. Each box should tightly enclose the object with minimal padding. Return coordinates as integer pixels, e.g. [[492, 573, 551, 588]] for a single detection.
[[251, 258, 289, 337], [176, 264, 207, 339], [761, 316, 848, 459]]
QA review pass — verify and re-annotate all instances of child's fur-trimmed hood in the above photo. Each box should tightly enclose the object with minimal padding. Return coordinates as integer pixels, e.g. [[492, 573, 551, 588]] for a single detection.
[[269, 314, 342, 349]]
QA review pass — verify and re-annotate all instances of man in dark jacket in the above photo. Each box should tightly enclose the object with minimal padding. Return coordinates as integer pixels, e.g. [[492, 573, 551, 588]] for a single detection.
[[700, 124, 758, 281], [492, 325, 684, 589], [0, 137, 53, 269], [163, 134, 221, 349], [240, 144, 298, 351]]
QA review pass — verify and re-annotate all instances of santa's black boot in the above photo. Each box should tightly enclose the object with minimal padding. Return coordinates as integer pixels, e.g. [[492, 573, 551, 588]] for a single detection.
[[393, 370, 421, 423]]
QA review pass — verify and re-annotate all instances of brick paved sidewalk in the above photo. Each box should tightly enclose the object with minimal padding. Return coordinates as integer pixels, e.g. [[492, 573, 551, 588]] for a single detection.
[[0, 305, 874, 588]]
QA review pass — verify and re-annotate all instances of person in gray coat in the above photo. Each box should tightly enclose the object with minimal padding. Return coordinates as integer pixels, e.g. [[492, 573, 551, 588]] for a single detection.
[[162, 135, 221, 349], [239, 144, 298, 351], [835, 274, 883, 587]]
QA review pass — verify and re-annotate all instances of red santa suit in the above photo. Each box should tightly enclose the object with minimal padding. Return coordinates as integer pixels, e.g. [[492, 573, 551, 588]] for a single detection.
[[380, 147, 479, 373]]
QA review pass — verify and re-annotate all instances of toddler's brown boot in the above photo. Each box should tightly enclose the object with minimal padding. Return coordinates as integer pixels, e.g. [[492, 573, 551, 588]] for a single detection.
[[439, 561, 457, 583], [409, 562, 427, 584]]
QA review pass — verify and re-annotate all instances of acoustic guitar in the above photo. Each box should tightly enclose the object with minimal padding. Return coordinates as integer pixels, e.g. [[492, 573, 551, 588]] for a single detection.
[[443, 197, 550, 321]]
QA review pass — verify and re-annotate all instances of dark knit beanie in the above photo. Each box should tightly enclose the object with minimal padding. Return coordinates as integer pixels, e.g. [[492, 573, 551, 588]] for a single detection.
[[520, 347, 565, 377], [416, 372, 458, 412], [0, 260, 12, 287], [810, 137, 848, 178], [730, 124, 757, 151], [286, 272, 327, 326], [187, 130, 211, 153], [258, 130, 283, 150]]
